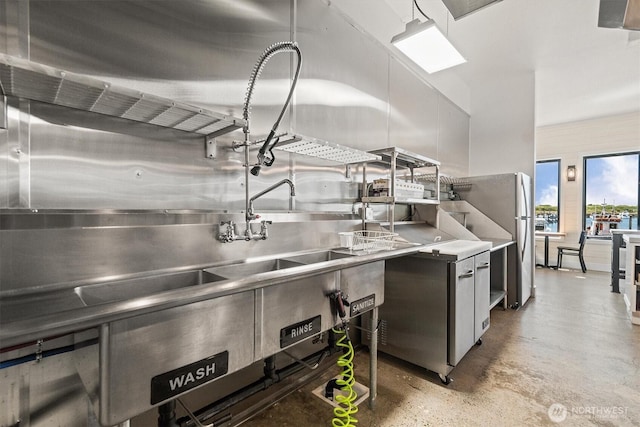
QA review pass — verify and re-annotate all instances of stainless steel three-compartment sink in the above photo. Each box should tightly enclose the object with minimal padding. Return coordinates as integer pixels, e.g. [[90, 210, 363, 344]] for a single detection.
[[69, 248, 391, 425], [72, 250, 354, 307]]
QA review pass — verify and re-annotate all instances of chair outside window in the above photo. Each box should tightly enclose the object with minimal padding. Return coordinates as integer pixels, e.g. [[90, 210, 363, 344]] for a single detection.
[[556, 231, 587, 273]]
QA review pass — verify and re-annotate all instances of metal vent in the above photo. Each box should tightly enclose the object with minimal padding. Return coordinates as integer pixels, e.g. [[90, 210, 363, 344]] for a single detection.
[[0, 54, 245, 137], [441, 0, 503, 20]]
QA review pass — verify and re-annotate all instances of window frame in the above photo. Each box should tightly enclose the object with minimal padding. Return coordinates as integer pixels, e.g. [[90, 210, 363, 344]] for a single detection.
[[535, 159, 561, 233], [582, 151, 640, 232]]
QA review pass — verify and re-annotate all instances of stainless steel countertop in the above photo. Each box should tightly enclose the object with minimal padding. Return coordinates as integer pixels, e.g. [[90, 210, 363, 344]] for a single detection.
[[418, 239, 492, 260], [0, 244, 424, 348], [484, 238, 516, 251]]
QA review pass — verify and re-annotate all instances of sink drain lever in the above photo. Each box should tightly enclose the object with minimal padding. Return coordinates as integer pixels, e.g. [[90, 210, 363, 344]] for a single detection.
[[329, 290, 350, 319]]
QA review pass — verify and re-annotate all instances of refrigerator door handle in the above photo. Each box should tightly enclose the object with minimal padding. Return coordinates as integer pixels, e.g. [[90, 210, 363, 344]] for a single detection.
[[520, 178, 529, 260]]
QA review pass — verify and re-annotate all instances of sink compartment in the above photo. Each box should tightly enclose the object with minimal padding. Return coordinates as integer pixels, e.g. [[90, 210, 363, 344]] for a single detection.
[[203, 259, 304, 280], [260, 270, 338, 356], [75, 291, 256, 426], [75, 270, 224, 306], [283, 249, 384, 321], [280, 250, 355, 264]]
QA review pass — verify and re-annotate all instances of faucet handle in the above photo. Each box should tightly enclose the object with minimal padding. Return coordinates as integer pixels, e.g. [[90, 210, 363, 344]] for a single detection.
[[258, 220, 272, 240], [217, 221, 237, 243]]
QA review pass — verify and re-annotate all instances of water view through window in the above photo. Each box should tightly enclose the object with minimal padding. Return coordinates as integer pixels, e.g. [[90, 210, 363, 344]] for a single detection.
[[584, 153, 639, 233], [535, 160, 560, 232]]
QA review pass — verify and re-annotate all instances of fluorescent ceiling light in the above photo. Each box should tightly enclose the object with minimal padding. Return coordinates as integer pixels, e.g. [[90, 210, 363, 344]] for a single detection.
[[391, 19, 466, 73]]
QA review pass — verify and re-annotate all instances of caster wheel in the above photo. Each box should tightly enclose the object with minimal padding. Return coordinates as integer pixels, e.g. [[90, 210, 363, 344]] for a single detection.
[[438, 374, 452, 385], [476, 338, 483, 346]]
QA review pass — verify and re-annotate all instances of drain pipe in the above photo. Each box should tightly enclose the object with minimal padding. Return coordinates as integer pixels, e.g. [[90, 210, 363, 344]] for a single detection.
[[158, 401, 179, 427], [264, 355, 278, 382], [177, 346, 333, 427]]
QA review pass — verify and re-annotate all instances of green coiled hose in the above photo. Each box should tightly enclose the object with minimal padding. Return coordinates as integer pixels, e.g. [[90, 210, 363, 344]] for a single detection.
[[331, 326, 358, 427]]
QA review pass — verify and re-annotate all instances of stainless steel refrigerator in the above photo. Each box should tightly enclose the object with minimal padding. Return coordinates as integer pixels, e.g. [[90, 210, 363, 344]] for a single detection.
[[461, 172, 534, 308]]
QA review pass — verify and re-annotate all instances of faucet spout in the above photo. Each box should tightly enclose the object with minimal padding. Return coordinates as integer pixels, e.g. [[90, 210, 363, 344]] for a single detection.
[[248, 179, 296, 220]]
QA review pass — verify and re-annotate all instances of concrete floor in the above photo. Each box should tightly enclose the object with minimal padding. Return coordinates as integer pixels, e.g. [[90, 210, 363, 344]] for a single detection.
[[244, 268, 640, 426]]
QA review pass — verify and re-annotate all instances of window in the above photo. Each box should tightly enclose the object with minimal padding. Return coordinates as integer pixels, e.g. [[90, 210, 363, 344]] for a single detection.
[[535, 160, 560, 232], [583, 152, 640, 233]]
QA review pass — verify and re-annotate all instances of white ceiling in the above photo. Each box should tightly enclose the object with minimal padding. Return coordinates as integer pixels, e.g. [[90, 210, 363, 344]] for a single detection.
[[335, 0, 640, 127]]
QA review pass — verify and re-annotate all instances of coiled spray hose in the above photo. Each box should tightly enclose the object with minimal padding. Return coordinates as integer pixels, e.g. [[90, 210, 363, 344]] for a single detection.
[[242, 41, 302, 176], [331, 325, 358, 427]]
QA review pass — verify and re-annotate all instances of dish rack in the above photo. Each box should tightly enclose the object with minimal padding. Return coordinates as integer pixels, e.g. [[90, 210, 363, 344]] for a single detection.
[[350, 230, 398, 252]]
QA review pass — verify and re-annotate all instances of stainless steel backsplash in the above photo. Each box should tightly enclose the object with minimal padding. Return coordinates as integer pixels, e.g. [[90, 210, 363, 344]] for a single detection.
[[0, 0, 469, 289]]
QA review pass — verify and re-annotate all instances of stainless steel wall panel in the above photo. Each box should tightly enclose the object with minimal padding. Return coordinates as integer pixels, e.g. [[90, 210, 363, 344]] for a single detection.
[[0, 106, 10, 206], [28, 101, 239, 210], [388, 58, 439, 160], [26, 0, 294, 141], [1, 0, 29, 57], [294, 0, 390, 152], [0, 214, 362, 292], [28, 1, 290, 79], [3, 99, 31, 208], [437, 97, 470, 177], [290, 157, 359, 212]]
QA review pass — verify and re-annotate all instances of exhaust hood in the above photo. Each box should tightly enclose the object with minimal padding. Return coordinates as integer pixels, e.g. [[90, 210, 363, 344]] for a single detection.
[[599, 0, 640, 30], [441, 0, 503, 20]]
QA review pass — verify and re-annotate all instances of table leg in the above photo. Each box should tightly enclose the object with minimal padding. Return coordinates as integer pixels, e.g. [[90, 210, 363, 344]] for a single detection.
[[544, 235, 549, 267], [369, 307, 378, 410]]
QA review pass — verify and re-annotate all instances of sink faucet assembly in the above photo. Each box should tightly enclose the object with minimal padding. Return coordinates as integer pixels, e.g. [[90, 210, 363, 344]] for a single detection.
[[218, 178, 294, 242], [219, 42, 302, 243], [248, 179, 296, 220], [218, 219, 273, 242]]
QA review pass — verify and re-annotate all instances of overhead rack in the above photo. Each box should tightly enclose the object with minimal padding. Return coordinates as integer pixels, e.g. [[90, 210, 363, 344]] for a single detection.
[[0, 54, 245, 137], [361, 147, 441, 232], [273, 133, 381, 164], [368, 146, 440, 169], [414, 173, 472, 190]]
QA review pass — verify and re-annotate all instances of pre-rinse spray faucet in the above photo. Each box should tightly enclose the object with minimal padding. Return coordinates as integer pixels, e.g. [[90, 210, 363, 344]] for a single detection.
[[218, 42, 301, 243]]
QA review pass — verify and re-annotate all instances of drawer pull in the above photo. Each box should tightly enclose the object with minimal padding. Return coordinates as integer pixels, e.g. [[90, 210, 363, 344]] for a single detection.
[[459, 270, 474, 278]]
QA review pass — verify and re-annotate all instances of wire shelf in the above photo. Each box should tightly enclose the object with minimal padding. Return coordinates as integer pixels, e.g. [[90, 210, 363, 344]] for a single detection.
[[274, 133, 380, 164]]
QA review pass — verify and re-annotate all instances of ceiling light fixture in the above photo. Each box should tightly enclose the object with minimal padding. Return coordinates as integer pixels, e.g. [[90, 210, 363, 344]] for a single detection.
[[391, 1, 466, 74]]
